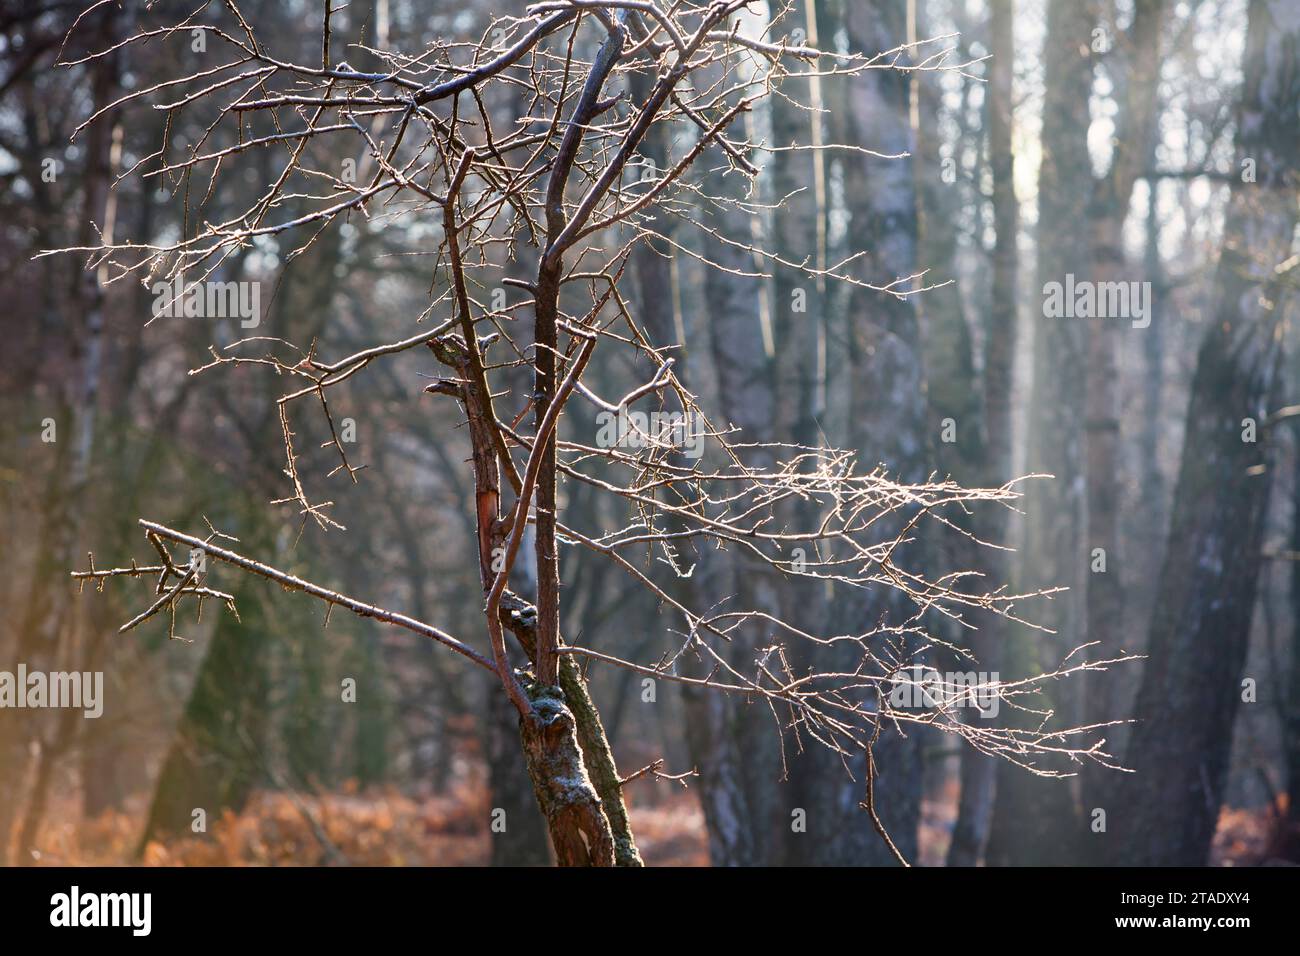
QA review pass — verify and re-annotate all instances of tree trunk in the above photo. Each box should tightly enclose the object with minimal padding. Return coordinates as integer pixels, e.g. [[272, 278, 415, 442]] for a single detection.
[[1286, 423, 1300, 841], [11, 1, 123, 862], [949, 0, 1019, 867], [1079, 1, 1168, 839], [486, 672, 554, 866], [987, 0, 1097, 867], [675, 10, 787, 866], [136, 580, 271, 852], [516, 682, 615, 867], [790, 0, 926, 866], [1114, 0, 1300, 866]]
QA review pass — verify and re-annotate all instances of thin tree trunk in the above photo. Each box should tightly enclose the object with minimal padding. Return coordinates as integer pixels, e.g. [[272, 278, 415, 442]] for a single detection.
[[1286, 425, 1300, 840], [13, 2, 123, 863], [949, 0, 1019, 867], [771, 0, 839, 868], [674, 13, 787, 866], [793, 0, 925, 866], [1080, 3, 1168, 839], [987, 0, 1098, 867]]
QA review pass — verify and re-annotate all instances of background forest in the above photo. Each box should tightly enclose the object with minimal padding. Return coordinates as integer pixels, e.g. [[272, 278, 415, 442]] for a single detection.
[[0, 0, 1297, 867]]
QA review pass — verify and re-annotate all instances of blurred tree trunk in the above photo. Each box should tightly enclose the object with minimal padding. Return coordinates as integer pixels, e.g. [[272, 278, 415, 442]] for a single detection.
[[485, 669, 553, 865], [137, 580, 271, 850], [134, 191, 345, 847], [1287, 427, 1300, 838], [669, 13, 786, 865], [690, 146, 785, 867], [1130, 157, 1170, 687], [1079, 1, 1168, 840], [790, 0, 925, 866], [947, 0, 1019, 867], [278, 228, 347, 791], [1115, 0, 1300, 866], [623, 56, 723, 845], [627, 63, 681, 367], [987, 0, 1097, 867], [768, 0, 841, 868], [10, 1, 123, 864], [911, 0, 986, 869], [770, 0, 828, 453], [81, 143, 162, 822], [346, 548, 391, 789], [282, 605, 332, 788]]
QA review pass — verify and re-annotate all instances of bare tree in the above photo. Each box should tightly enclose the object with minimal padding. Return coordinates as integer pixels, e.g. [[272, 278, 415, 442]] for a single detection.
[[57, 0, 1126, 866]]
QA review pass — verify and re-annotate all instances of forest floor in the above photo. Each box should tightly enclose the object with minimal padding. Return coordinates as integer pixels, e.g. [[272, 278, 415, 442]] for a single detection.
[[18, 775, 1285, 866], [25, 771, 711, 866]]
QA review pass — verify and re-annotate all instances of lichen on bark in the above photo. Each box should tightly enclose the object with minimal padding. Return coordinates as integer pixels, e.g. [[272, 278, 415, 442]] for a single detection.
[[502, 595, 643, 866], [517, 680, 615, 867]]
